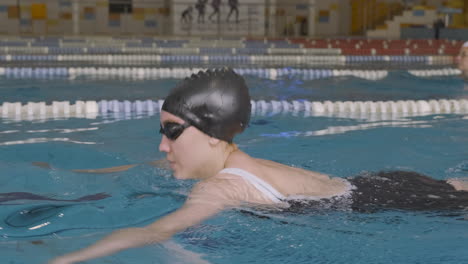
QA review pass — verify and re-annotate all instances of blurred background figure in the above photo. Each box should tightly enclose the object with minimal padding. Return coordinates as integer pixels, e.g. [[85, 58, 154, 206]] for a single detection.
[[226, 0, 239, 23], [457, 41, 468, 79], [432, 17, 445, 40], [209, 0, 221, 23], [195, 0, 207, 23], [181, 6, 193, 24]]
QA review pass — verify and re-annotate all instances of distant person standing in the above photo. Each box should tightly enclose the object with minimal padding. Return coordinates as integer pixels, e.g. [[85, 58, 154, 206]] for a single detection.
[[433, 18, 445, 40], [181, 6, 193, 24], [209, 0, 221, 22], [226, 0, 239, 23], [457, 41, 468, 80], [195, 0, 207, 23]]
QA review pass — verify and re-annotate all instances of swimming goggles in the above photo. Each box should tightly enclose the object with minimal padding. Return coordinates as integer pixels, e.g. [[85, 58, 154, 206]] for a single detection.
[[159, 122, 190, 141]]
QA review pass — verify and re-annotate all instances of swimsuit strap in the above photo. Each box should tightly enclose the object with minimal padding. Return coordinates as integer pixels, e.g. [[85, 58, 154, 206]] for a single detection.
[[219, 168, 286, 203]]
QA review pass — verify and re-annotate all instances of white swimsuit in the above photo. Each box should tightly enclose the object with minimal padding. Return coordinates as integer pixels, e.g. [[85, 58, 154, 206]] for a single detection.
[[219, 168, 286, 203], [219, 167, 354, 204]]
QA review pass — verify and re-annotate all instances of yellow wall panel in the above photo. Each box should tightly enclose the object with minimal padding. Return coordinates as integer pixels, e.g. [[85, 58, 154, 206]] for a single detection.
[[97, 1, 108, 7], [60, 12, 72, 20], [7, 6, 19, 19], [133, 13, 145, 20], [144, 8, 157, 15], [134, 8, 144, 14], [109, 13, 120, 20], [447, 0, 464, 8], [31, 3, 47, 20], [350, 0, 363, 34], [158, 8, 170, 15], [20, 5, 30, 13], [47, 19, 59, 26], [133, 8, 145, 20], [446, 0, 465, 27], [84, 7, 95, 13], [465, 1, 468, 26]]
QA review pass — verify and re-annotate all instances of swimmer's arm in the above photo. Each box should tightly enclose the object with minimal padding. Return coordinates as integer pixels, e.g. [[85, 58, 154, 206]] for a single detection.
[[49, 181, 234, 264], [71, 164, 139, 174]]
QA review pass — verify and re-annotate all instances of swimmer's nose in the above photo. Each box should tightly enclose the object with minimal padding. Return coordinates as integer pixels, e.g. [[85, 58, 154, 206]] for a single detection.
[[159, 135, 170, 153]]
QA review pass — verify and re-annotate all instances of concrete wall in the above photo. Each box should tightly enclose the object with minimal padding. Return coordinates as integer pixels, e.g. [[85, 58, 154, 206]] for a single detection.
[[401, 27, 435, 39], [314, 0, 350, 37], [402, 27, 468, 41], [274, 0, 350, 37], [0, 0, 169, 36], [0, 0, 466, 37], [75, 0, 168, 35], [440, 28, 468, 40], [0, 0, 20, 34]]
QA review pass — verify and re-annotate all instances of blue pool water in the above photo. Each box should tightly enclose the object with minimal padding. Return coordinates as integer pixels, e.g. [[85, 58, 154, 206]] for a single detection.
[[0, 71, 466, 103], [0, 72, 468, 264]]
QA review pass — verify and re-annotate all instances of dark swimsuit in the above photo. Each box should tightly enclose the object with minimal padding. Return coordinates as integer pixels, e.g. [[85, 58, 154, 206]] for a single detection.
[[278, 170, 468, 214], [286, 170, 468, 213], [222, 168, 468, 213], [347, 170, 468, 212]]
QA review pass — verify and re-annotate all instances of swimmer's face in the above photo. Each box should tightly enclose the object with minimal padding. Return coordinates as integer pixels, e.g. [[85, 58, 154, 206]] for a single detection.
[[457, 47, 468, 73], [159, 111, 215, 180]]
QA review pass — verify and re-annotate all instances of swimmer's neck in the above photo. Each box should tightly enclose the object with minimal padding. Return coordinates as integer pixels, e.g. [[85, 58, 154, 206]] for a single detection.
[[200, 143, 239, 180]]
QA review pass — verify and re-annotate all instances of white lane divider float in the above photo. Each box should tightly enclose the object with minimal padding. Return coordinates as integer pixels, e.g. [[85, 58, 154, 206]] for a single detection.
[[408, 68, 461, 77], [1, 99, 467, 121], [1, 101, 98, 120], [0, 67, 463, 80]]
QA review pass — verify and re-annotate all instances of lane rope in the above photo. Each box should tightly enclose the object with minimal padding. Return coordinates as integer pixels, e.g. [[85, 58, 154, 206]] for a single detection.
[[0, 67, 462, 80], [1, 99, 467, 121]]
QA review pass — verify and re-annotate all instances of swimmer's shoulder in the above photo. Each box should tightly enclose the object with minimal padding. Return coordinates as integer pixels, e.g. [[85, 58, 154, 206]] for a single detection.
[[224, 150, 332, 182], [192, 155, 261, 204], [189, 177, 243, 207], [254, 158, 332, 181]]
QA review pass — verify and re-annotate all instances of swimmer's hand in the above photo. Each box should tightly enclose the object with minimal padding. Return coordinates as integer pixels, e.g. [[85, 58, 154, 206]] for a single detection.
[[32, 161, 138, 174], [47, 179, 235, 263], [48, 256, 74, 264], [71, 164, 138, 174]]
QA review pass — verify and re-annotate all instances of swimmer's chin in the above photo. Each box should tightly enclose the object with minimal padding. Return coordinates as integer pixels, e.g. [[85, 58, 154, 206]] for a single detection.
[[171, 169, 196, 180], [168, 163, 197, 180], [169, 166, 184, 179], [172, 171, 189, 180]]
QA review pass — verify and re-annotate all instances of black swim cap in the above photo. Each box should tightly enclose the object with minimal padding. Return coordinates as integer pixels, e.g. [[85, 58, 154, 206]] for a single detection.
[[162, 68, 251, 143]]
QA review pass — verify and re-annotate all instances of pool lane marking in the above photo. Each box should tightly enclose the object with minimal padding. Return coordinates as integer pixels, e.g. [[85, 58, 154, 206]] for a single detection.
[[0, 138, 97, 146]]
